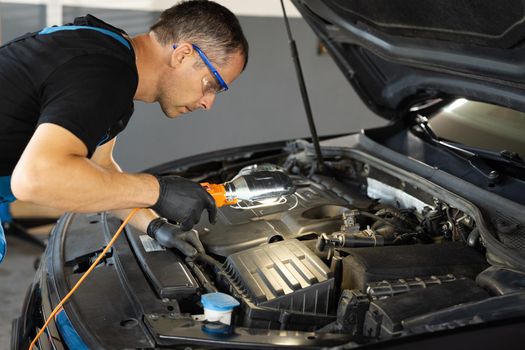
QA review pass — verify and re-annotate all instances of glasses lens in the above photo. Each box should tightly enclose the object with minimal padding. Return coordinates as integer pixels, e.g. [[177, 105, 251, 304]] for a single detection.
[[192, 45, 228, 93], [202, 76, 221, 95]]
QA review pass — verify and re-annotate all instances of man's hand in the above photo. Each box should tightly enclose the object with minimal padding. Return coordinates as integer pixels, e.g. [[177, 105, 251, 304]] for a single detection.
[[151, 175, 217, 230], [147, 218, 205, 257]]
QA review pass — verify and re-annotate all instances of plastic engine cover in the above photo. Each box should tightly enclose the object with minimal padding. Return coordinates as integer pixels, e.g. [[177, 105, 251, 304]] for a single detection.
[[225, 239, 334, 318]]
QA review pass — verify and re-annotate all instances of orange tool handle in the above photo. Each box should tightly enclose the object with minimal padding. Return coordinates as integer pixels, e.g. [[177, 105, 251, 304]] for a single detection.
[[200, 182, 237, 208]]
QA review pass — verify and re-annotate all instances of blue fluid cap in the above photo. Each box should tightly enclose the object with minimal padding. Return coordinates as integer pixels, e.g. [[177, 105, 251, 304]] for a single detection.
[[201, 292, 240, 312]]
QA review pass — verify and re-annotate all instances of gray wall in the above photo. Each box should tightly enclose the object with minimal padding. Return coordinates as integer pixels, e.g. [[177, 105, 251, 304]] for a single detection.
[[1, 5, 385, 172], [0, 3, 45, 41]]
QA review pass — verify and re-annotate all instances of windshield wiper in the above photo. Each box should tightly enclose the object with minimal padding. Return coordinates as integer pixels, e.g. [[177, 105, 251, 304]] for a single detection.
[[495, 149, 524, 166], [414, 115, 507, 186]]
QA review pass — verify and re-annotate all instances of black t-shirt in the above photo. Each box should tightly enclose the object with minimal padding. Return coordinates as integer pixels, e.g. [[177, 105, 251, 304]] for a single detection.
[[0, 15, 138, 176]]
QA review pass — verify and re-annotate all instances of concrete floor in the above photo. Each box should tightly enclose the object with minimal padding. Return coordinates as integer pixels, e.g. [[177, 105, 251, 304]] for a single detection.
[[0, 202, 61, 349]]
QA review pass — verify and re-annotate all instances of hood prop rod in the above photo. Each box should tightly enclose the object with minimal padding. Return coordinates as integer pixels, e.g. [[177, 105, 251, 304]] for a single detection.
[[280, 0, 325, 172]]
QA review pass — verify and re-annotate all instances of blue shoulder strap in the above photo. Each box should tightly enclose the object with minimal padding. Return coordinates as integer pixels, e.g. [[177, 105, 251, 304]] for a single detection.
[[39, 25, 131, 50], [0, 176, 15, 205], [0, 176, 15, 264]]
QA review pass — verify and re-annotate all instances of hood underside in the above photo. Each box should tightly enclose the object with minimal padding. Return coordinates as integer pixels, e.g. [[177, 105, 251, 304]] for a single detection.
[[292, 0, 525, 119]]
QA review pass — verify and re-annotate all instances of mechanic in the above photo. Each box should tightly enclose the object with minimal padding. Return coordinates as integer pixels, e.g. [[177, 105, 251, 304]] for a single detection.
[[0, 0, 249, 263]]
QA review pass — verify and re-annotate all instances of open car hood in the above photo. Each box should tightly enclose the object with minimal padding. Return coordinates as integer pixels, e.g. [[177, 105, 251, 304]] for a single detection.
[[291, 0, 525, 119]]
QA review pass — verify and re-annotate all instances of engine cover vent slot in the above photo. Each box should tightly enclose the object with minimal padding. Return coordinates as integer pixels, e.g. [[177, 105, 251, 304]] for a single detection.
[[225, 239, 334, 315]]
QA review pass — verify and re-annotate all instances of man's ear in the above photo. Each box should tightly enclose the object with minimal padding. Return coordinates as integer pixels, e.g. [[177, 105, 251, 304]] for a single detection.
[[170, 42, 193, 68]]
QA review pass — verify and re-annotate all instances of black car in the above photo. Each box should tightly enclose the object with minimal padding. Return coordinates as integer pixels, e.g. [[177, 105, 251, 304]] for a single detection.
[[12, 1, 525, 349]]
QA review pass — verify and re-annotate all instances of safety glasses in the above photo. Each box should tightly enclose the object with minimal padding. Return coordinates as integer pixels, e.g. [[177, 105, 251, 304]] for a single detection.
[[173, 43, 229, 94]]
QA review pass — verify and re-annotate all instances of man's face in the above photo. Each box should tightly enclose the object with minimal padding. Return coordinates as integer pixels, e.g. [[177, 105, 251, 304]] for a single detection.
[[157, 46, 245, 118]]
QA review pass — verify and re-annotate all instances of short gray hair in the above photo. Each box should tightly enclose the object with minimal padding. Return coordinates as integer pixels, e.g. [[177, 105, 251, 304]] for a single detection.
[[150, 0, 249, 70]]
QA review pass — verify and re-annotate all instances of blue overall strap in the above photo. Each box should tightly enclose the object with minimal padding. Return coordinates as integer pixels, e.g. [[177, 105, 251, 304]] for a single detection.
[[0, 176, 15, 263], [38, 25, 131, 50]]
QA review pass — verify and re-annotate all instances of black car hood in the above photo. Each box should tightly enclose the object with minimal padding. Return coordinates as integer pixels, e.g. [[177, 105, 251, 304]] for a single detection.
[[291, 0, 525, 119]]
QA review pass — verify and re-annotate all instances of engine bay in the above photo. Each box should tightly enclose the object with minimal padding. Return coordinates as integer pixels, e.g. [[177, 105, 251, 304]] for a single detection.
[[117, 143, 525, 345], [46, 141, 525, 349]]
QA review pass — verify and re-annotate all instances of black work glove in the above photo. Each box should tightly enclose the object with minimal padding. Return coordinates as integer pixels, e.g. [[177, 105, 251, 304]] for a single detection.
[[151, 175, 217, 231], [147, 218, 205, 257]]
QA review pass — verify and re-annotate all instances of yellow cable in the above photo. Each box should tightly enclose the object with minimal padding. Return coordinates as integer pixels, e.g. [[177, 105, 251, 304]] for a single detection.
[[29, 208, 140, 350]]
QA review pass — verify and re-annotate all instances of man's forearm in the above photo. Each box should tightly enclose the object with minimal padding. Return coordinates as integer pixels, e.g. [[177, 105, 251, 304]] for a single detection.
[[12, 153, 159, 212]]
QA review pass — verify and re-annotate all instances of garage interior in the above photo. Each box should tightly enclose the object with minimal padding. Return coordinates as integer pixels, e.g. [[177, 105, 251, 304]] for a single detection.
[[0, 1, 385, 347], [6, 1, 524, 349]]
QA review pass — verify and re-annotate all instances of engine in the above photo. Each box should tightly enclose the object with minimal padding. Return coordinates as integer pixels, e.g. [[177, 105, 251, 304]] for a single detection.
[[127, 151, 523, 344], [183, 166, 489, 335]]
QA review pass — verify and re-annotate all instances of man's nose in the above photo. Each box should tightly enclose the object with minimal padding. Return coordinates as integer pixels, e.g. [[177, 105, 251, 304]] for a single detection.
[[199, 93, 217, 110]]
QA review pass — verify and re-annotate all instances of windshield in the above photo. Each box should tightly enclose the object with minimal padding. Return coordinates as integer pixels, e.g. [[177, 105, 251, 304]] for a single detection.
[[429, 99, 525, 155]]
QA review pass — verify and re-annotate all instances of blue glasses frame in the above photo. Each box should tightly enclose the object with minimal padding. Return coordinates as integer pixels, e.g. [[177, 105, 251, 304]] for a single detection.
[[173, 43, 229, 93]]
